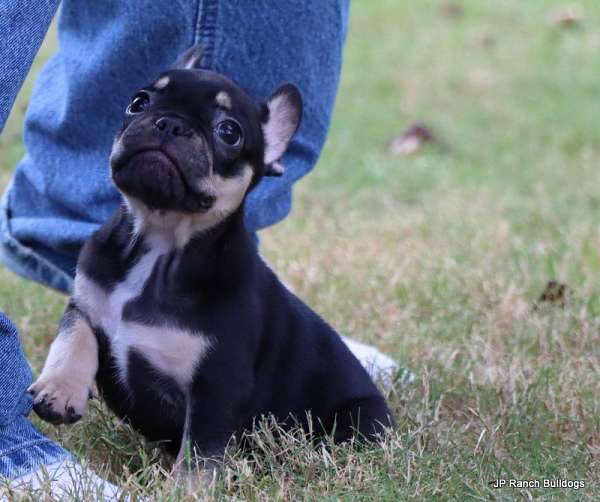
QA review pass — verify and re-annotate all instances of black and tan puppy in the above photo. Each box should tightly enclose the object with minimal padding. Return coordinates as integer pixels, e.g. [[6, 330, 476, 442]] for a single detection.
[[28, 46, 394, 474]]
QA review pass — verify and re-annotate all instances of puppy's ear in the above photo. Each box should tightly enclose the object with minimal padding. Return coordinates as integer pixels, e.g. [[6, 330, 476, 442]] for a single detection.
[[262, 84, 303, 176], [172, 45, 204, 70]]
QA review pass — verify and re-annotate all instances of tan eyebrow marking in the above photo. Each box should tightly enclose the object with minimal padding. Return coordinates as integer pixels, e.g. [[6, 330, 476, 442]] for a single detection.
[[154, 76, 170, 90], [215, 91, 232, 109]]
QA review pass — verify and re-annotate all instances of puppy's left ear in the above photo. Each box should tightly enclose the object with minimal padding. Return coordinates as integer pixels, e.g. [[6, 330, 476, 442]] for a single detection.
[[262, 84, 303, 176], [172, 45, 204, 70]]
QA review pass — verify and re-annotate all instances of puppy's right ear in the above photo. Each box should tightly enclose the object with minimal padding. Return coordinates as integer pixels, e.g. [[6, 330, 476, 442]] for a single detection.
[[172, 45, 204, 70]]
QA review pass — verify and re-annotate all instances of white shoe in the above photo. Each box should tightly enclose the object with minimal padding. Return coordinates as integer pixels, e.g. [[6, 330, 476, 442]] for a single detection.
[[4, 459, 122, 501]]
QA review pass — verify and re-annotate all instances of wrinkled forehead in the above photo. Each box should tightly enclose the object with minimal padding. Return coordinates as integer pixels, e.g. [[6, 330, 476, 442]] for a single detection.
[[147, 70, 258, 117]]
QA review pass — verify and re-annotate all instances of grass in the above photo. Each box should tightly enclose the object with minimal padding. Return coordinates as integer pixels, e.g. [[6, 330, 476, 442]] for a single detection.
[[2, 0, 600, 499]]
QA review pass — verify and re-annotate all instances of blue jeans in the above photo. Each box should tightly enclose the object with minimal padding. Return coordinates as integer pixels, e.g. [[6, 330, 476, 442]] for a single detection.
[[0, 0, 350, 293], [0, 313, 69, 479]]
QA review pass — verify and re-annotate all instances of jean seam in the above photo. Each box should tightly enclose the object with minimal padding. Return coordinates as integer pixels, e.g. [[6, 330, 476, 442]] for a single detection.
[[192, 0, 202, 46], [193, 0, 219, 70], [0, 438, 60, 459]]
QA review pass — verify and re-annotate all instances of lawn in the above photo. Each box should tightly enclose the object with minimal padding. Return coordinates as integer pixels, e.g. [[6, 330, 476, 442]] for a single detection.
[[2, 0, 600, 500]]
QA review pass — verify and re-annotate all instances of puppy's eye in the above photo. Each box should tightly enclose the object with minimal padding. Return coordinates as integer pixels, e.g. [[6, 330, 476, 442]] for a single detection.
[[127, 93, 150, 115], [215, 120, 243, 147]]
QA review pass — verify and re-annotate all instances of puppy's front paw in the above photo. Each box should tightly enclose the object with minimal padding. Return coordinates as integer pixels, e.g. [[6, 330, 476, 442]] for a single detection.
[[28, 375, 91, 425]]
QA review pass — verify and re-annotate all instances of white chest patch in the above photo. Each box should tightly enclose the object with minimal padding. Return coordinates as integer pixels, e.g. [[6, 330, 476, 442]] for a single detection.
[[74, 247, 212, 388]]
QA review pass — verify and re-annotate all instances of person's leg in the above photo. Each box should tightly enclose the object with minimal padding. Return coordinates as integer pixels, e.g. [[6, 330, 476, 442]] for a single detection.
[[0, 312, 119, 498], [0, 312, 67, 478], [0, 1, 60, 133]]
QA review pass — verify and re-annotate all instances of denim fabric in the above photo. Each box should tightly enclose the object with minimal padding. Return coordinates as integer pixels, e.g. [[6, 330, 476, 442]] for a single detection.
[[0, 312, 69, 480], [0, 0, 350, 293], [0, 1, 60, 128], [0, 313, 33, 425], [0, 416, 69, 480]]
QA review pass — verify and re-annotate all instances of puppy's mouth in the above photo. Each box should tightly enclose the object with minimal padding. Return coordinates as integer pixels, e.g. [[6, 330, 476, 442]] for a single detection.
[[112, 149, 215, 212], [113, 148, 179, 176]]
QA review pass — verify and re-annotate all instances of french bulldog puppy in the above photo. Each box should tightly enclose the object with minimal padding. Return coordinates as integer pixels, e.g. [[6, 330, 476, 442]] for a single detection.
[[28, 46, 394, 475]]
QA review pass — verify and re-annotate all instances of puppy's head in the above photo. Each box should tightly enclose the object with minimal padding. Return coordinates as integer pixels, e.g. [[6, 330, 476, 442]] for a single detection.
[[110, 46, 302, 227]]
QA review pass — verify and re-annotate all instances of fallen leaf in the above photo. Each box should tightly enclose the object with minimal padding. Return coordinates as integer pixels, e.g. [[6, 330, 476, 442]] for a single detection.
[[549, 4, 584, 28], [439, 1, 463, 19], [534, 280, 572, 310], [480, 33, 496, 50], [388, 124, 435, 157]]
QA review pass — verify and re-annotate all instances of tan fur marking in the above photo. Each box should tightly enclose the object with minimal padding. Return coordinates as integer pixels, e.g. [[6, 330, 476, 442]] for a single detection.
[[75, 265, 212, 387], [215, 91, 232, 109], [122, 322, 212, 386], [154, 76, 170, 90]]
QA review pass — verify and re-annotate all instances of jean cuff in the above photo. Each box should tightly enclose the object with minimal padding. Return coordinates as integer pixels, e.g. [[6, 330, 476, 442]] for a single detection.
[[0, 416, 70, 480], [0, 180, 73, 294]]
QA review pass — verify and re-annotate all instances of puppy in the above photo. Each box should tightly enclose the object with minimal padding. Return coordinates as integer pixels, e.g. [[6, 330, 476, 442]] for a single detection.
[[29, 46, 394, 474]]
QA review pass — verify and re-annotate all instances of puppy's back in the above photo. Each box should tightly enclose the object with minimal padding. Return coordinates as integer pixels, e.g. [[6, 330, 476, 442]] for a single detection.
[[248, 267, 394, 440]]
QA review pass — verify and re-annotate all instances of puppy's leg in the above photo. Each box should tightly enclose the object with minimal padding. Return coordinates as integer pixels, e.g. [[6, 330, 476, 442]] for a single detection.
[[174, 353, 251, 490], [28, 302, 98, 424], [173, 390, 221, 492], [173, 390, 196, 481]]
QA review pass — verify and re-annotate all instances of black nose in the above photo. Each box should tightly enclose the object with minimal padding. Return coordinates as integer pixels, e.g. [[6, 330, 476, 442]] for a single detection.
[[154, 116, 191, 137]]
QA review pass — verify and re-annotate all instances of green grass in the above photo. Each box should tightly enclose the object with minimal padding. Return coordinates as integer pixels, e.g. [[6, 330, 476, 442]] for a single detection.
[[2, 0, 600, 499]]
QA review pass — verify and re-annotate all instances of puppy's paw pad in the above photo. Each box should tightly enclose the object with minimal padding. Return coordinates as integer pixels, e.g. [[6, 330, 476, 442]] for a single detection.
[[65, 406, 82, 424], [28, 377, 90, 425]]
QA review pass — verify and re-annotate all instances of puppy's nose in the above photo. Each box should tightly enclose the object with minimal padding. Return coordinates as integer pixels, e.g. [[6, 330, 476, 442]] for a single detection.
[[154, 116, 191, 137]]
